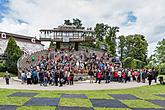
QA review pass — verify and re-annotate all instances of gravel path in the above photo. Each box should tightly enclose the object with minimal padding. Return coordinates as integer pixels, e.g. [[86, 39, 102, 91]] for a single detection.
[[0, 77, 156, 91]]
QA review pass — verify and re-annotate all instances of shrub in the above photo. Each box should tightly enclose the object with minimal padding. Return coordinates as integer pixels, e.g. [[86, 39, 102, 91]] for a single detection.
[[4, 37, 22, 74], [123, 57, 145, 69], [0, 63, 6, 72], [158, 63, 165, 75]]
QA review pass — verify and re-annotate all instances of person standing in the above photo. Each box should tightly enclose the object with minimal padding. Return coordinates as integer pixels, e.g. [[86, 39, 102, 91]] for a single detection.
[[122, 71, 126, 83], [26, 70, 32, 85], [105, 70, 110, 83], [94, 68, 98, 83], [132, 70, 136, 81], [64, 70, 69, 85], [127, 69, 131, 82], [113, 70, 118, 81], [88, 69, 94, 83], [152, 68, 158, 83], [43, 70, 48, 86], [69, 72, 74, 85], [148, 70, 152, 85], [21, 70, 26, 84], [32, 68, 38, 84], [59, 70, 64, 87], [141, 69, 146, 83], [54, 70, 59, 86], [118, 70, 122, 82], [97, 70, 102, 84], [39, 69, 44, 86], [137, 70, 141, 83], [3, 71, 10, 85]]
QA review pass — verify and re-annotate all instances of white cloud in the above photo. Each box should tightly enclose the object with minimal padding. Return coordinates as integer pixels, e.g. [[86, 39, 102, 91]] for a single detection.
[[0, 0, 165, 56]]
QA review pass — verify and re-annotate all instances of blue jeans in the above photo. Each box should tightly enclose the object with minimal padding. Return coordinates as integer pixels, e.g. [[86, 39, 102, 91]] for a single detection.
[[39, 77, 44, 86], [105, 76, 110, 83], [44, 78, 48, 86]]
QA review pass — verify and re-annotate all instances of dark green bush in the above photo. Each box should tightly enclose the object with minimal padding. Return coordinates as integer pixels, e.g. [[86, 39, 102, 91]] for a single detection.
[[4, 37, 22, 74]]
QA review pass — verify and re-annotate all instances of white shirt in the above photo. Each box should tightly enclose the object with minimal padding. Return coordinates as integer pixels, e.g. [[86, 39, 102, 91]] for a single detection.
[[21, 72, 25, 77], [26, 72, 31, 78]]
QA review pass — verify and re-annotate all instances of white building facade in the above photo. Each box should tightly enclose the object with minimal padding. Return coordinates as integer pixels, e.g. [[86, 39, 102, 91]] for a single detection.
[[0, 31, 44, 55]]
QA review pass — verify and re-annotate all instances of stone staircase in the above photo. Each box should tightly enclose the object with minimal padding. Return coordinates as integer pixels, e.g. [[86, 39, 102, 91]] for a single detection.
[[17, 49, 50, 76], [17, 48, 113, 77]]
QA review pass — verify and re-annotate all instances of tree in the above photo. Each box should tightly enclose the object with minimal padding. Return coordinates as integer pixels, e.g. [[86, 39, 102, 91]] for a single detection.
[[94, 23, 108, 42], [73, 18, 83, 29], [118, 35, 126, 61], [155, 39, 165, 63], [146, 54, 158, 67], [158, 63, 165, 75], [123, 57, 145, 69], [49, 41, 55, 49], [123, 57, 136, 69], [133, 34, 148, 63], [120, 34, 148, 68], [64, 20, 72, 25], [105, 26, 119, 56], [4, 37, 22, 74], [125, 35, 135, 58], [124, 34, 148, 62], [64, 18, 83, 29]]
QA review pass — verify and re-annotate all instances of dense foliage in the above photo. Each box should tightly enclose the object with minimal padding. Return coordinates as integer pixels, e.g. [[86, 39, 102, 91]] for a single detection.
[[155, 39, 165, 64], [147, 39, 165, 74], [4, 37, 22, 74], [158, 63, 165, 75], [0, 62, 5, 72], [49, 41, 56, 49], [94, 23, 119, 56], [123, 57, 146, 69], [118, 34, 148, 68], [64, 18, 83, 29]]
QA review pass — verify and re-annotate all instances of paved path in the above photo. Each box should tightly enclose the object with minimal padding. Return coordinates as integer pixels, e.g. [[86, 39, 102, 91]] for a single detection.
[[0, 77, 156, 90]]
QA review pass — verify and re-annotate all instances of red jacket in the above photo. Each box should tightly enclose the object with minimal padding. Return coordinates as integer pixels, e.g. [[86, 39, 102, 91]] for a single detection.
[[122, 72, 126, 78], [114, 72, 118, 78], [97, 72, 102, 78]]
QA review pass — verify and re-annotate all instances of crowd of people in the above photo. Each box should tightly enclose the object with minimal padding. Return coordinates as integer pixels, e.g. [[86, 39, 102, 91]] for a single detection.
[[19, 49, 158, 87]]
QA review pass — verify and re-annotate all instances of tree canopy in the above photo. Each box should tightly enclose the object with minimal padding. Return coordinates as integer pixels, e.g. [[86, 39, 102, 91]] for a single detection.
[[155, 39, 165, 63], [94, 23, 119, 56], [118, 34, 148, 68], [64, 18, 83, 29], [49, 41, 56, 49], [147, 38, 165, 74]]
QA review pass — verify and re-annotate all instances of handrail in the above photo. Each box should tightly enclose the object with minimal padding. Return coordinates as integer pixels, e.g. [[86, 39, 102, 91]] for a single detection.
[[17, 55, 24, 78]]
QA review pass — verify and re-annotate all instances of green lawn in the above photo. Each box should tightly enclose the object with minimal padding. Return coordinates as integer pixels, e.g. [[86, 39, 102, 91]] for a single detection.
[[17, 106, 56, 110], [59, 98, 92, 107], [0, 97, 30, 106], [94, 108, 131, 110], [0, 84, 165, 110], [121, 100, 163, 108]]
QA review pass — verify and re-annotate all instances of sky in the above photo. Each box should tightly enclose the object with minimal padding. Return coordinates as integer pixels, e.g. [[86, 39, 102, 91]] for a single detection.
[[0, 0, 164, 56]]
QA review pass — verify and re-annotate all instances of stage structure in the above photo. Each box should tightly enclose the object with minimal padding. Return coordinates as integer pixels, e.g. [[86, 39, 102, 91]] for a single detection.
[[39, 25, 95, 51]]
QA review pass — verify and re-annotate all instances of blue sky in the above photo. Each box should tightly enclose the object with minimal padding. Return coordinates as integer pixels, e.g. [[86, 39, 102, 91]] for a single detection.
[[123, 11, 137, 25], [0, 0, 9, 21], [0, 0, 164, 56]]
